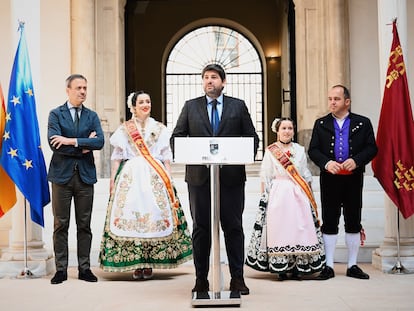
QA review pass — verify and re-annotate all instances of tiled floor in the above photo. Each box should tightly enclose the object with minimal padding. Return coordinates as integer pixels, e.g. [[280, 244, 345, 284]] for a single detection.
[[2, 172, 413, 310], [1, 262, 414, 310]]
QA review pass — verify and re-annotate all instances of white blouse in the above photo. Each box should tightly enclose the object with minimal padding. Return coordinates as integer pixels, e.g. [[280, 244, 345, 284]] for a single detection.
[[260, 142, 313, 185], [110, 117, 172, 163]]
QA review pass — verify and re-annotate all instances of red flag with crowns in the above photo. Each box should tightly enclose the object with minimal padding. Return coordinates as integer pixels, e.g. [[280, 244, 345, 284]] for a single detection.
[[372, 19, 414, 219]]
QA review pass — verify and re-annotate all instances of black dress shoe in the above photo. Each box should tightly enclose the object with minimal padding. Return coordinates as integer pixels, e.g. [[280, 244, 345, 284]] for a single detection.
[[191, 278, 209, 292], [291, 267, 303, 281], [78, 269, 98, 282], [277, 273, 289, 281], [51, 271, 67, 284], [230, 277, 250, 295], [291, 272, 303, 281], [315, 266, 335, 280], [346, 265, 369, 279]]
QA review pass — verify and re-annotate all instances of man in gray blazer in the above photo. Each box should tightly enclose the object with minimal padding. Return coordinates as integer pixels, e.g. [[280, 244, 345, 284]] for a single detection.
[[47, 74, 104, 284], [171, 64, 259, 295]]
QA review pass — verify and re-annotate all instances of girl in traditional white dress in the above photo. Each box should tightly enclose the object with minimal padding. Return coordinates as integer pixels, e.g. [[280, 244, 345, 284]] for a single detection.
[[99, 91, 192, 279], [246, 117, 325, 280]]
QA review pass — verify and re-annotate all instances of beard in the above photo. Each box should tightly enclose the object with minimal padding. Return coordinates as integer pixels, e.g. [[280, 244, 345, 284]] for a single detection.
[[205, 85, 223, 98]]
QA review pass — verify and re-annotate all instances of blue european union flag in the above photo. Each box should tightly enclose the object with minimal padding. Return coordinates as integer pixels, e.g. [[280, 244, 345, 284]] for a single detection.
[[0, 23, 50, 227]]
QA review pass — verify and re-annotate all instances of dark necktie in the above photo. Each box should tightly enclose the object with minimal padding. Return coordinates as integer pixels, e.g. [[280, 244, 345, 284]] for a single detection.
[[211, 100, 220, 135], [74, 107, 80, 134]]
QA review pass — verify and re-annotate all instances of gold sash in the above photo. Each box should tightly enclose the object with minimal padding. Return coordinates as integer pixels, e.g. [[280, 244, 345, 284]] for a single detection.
[[125, 119, 179, 225], [267, 143, 319, 224]]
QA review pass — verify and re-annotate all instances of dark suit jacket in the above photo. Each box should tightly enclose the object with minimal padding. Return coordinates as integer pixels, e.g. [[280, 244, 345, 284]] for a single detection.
[[171, 95, 259, 186], [47, 102, 104, 185], [308, 112, 378, 174]]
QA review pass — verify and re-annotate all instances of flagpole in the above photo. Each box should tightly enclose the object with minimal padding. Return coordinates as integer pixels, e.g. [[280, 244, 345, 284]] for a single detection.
[[388, 208, 413, 274], [3, 21, 50, 279], [16, 198, 38, 279]]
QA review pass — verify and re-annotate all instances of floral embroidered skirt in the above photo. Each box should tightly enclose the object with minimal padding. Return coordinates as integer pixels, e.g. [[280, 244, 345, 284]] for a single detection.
[[99, 157, 192, 272]]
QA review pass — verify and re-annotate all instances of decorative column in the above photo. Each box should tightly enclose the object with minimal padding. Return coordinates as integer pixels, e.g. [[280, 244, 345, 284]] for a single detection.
[[71, 0, 96, 108], [71, 0, 105, 177], [294, 0, 328, 137], [295, 0, 349, 144], [95, 0, 127, 178], [325, 0, 350, 89], [294, 0, 349, 163], [72, 0, 127, 179], [372, 0, 414, 272]]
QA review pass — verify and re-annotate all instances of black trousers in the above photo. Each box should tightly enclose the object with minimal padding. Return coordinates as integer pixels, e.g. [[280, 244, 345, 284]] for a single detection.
[[188, 181, 245, 280], [52, 171, 94, 272], [319, 171, 364, 234]]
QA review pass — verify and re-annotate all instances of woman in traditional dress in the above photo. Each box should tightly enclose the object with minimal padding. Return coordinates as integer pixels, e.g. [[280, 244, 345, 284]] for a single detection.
[[99, 91, 192, 279], [245, 117, 325, 280]]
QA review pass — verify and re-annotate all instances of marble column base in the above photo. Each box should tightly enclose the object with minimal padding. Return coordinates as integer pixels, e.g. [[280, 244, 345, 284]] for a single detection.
[[372, 245, 414, 273], [0, 247, 55, 278]]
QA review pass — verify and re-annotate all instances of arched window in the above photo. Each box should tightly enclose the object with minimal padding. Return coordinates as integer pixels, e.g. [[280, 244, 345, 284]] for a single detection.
[[166, 25, 263, 159]]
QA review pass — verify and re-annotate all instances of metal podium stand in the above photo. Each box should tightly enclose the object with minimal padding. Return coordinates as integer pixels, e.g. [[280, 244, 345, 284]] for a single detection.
[[190, 163, 241, 306], [173, 137, 254, 308]]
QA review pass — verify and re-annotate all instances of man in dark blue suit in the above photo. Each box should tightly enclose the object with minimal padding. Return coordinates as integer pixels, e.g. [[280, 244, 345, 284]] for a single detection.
[[308, 84, 377, 280], [47, 74, 104, 284], [171, 64, 259, 295]]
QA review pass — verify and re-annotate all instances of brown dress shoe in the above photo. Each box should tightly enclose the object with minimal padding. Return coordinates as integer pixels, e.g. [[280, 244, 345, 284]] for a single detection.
[[133, 269, 143, 280], [143, 268, 153, 280], [230, 277, 250, 295]]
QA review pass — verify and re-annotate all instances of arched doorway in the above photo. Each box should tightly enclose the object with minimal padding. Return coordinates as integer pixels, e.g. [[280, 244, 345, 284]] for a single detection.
[[165, 25, 264, 159], [124, 1, 288, 156]]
